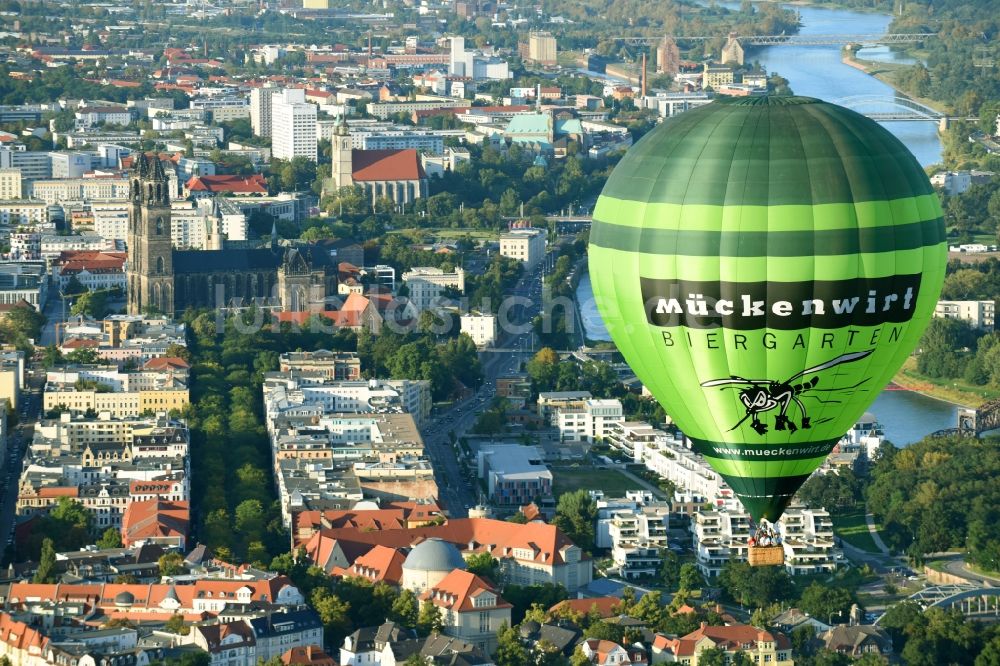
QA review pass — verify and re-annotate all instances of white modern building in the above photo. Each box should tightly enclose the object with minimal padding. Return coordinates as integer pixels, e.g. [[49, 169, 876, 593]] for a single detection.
[[271, 89, 317, 161], [934, 299, 995, 330], [499, 227, 546, 267], [554, 398, 623, 443], [595, 491, 671, 580], [692, 506, 841, 578], [477, 444, 553, 506], [460, 312, 496, 348], [250, 85, 282, 138]]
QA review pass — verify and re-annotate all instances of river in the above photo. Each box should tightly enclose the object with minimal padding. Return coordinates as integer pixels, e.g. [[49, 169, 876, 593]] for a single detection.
[[576, 3, 957, 443]]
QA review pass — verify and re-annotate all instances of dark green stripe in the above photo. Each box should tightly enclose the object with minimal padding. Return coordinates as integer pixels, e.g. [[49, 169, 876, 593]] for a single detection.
[[691, 437, 840, 461], [590, 216, 945, 257], [720, 473, 812, 523], [600, 96, 934, 207]]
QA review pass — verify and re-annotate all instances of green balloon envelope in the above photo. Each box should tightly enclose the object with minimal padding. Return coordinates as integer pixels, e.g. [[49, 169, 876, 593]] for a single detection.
[[589, 95, 946, 522]]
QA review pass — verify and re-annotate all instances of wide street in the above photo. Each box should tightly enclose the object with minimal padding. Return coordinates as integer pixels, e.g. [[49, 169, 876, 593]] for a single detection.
[[420, 259, 547, 517], [0, 370, 44, 560]]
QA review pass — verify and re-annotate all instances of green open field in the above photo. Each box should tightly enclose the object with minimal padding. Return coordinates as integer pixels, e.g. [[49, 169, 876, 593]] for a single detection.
[[832, 509, 882, 554], [551, 466, 643, 498]]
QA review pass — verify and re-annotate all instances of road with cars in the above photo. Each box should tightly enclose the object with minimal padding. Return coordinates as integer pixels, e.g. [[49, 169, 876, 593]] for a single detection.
[[420, 260, 547, 517], [1, 369, 43, 560]]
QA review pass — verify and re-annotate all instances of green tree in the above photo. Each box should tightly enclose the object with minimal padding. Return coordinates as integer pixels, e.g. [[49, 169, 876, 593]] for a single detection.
[[159, 552, 185, 576], [494, 622, 528, 666], [34, 538, 57, 583], [164, 613, 190, 635], [391, 588, 419, 628], [417, 600, 443, 636], [553, 489, 597, 552], [679, 563, 704, 592], [312, 587, 353, 647], [697, 647, 727, 666], [96, 528, 122, 549], [799, 582, 853, 624], [465, 551, 500, 582]]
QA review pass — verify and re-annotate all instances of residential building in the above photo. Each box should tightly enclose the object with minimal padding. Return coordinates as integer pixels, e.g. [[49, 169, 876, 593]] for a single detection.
[[0, 348, 24, 411], [692, 506, 840, 578], [41, 365, 189, 417], [402, 266, 465, 312], [0, 168, 21, 198], [29, 177, 129, 204], [419, 569, 512, 654], [460, 312, 496, 347], [339, 622, 491, 666], [934, 299, 995, 330], [499, 227, 546, 267], [0, 199, 48, 225], [818, 625, 892, 659], [272, 89, 318, 162], [120, 498, 190, 549], [553, 399, 624, 443], [477, 444, 553, 506], [652, 624, 792, 666], [52, 250, 127, 292], [581, 639, 645, 666], [702, 64, 735, 90], [595, 492, 670, 580]]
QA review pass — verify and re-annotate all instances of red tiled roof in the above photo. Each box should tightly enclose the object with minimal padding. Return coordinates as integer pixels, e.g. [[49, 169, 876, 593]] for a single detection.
[[351, 149, 426, 182], [282, 645, 336, 666], [144, 356, 190, 371], [61, 338, 100, 349], [334, 545, 405, 585], [305, 517, 586, 568], [420, 569, 511, 613], [55, 250, 126, 274], [664, 623, 791, 657], [121, 498, 190, 547], [186, 174, 268, 194], [550, 596, 620, 618]]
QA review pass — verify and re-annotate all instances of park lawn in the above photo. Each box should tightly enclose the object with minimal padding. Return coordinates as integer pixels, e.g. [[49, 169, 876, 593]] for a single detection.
[[551, 466, 642, 499], [832, 508, 882, 554], [893, 357, 998, 408], [387, 228, 498, 241]]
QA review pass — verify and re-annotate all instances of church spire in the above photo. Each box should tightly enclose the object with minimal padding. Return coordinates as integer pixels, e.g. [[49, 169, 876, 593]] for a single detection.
[[271, 219, 278, 249]]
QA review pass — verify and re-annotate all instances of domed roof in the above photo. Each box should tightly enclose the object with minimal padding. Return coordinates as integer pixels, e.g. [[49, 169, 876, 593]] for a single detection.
[[402, 538, 467, 572], [114, 591, 135, 605]]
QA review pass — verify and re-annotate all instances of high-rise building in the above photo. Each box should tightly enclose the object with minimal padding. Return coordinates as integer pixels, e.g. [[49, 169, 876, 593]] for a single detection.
[[527, 31, 557, 66], [656, 36, 680, 75], [271, 89, 317, 162], [449, 36, 467, 76], [250, 85, 281, 138]]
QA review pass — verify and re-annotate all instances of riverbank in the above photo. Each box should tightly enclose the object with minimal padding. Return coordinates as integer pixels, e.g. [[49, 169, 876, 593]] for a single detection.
[[891, 357, 994, 408], [841, 51, 951, 115]]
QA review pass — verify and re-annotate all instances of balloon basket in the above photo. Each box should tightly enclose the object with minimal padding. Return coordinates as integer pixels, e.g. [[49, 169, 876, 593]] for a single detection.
[[748, 545, 785, 566]]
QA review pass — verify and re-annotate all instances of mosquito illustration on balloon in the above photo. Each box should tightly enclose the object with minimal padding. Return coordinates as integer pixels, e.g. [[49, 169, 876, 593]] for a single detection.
[[700, 350, 874, 435]]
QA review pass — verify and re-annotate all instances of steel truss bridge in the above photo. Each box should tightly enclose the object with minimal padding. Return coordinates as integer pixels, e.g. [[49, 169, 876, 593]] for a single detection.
[[832, 95, 945, 122], [611, 33, 934, 46], [875, 585, 1000, 621]]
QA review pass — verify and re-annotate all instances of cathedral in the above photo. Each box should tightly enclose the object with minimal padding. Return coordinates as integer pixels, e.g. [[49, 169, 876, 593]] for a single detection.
[[126, 153, 338, 317]]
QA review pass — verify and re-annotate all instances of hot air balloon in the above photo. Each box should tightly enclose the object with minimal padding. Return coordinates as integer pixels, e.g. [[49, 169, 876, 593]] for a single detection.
[[589, 95, 946, 564]]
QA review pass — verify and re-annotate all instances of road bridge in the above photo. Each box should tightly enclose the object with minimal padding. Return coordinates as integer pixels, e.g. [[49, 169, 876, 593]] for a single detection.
[[878, 585, 1000, 620], [833, 95, 944, 121]]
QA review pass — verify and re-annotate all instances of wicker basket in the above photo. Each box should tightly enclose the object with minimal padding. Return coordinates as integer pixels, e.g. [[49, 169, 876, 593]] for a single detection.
[[748, 545, 784, 566]]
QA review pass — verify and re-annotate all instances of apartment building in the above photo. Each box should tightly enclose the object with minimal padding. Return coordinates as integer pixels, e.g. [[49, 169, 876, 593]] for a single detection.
[[477, 444, 553, 506], [934, 299, 995, 330]]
